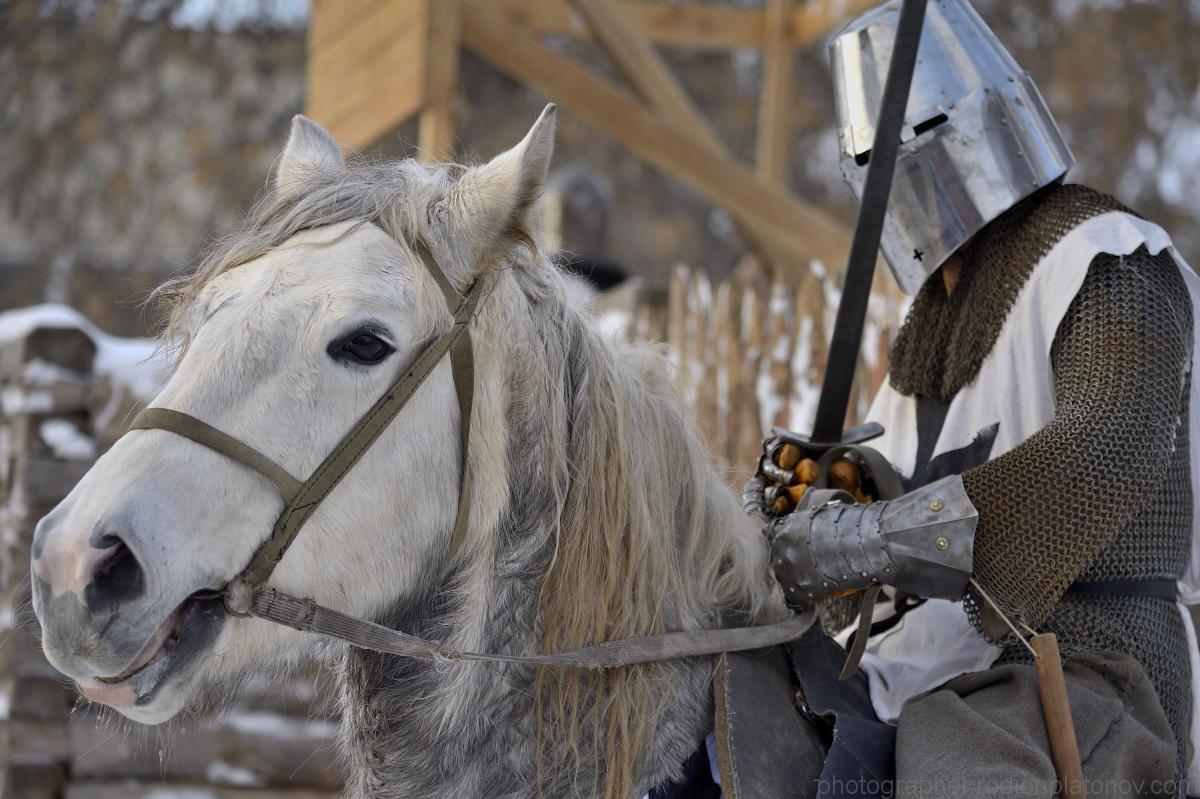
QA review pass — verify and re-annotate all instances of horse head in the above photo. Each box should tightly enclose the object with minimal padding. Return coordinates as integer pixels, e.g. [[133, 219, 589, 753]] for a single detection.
[[30, 107, 779, 798], [31, 106, 558, 722]]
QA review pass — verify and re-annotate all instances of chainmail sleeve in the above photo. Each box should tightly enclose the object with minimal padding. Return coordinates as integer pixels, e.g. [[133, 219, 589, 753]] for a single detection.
[[961, 244, 1193, 641]]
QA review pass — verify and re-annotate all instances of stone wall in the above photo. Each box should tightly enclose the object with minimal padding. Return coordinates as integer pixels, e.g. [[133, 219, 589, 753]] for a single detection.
[[0, 310, 342, 798], [0, 0, 307, 338]]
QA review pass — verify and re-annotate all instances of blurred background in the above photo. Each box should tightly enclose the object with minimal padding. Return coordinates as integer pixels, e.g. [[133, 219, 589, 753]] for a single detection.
[[1, 0, 1198, 796]]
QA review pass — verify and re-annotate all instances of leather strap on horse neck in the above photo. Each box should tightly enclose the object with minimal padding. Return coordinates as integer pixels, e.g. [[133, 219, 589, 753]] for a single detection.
[[250, 587, 815, 670], [130, 237, 481, 597]]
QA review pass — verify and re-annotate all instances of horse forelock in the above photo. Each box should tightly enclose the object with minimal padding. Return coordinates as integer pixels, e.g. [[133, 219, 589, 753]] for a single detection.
[[152, 158, 461, 359]]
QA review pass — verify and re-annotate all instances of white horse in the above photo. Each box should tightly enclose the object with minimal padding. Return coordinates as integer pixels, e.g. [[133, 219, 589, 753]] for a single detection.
[[30, 106, 783, 799]]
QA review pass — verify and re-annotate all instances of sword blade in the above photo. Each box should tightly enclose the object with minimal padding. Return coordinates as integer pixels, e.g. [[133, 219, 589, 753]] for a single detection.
[[811, 0, 930, 443]]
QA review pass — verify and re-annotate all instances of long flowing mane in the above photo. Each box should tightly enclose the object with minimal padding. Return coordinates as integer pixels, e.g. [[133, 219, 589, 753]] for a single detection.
[[525, 265, 776, 794], [153, 154, 780, 798]]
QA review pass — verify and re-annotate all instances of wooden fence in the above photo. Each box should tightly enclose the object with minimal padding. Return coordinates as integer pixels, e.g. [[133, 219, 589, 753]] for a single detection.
[[611, 265, 901, 487], [0, 317, 341, 799]]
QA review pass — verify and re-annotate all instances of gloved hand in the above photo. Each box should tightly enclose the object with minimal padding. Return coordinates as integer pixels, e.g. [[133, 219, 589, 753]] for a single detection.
[[766, 475, 979, 608], [743, 434, 871, 519]]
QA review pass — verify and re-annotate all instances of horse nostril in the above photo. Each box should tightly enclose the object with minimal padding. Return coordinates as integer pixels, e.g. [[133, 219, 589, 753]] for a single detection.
[[84, 536, 146, 612]]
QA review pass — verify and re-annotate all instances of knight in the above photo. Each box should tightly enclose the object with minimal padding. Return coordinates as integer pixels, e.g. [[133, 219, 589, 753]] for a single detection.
[[746, 1, 1200, 796]]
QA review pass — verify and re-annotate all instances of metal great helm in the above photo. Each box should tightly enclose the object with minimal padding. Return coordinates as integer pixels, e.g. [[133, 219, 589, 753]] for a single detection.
[[830, 0, 1075, 295]]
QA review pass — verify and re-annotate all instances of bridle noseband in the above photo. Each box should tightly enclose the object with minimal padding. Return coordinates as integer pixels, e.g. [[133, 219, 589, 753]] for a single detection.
[[127, 239, 813, 669]]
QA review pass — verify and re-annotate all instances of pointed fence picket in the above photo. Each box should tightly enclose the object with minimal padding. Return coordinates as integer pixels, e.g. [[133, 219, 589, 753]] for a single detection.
[[616, 265, 901, 488]]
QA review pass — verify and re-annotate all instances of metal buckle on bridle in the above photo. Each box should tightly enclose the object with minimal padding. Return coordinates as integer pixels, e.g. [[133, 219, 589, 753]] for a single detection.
[[190, 579, 254, 619]]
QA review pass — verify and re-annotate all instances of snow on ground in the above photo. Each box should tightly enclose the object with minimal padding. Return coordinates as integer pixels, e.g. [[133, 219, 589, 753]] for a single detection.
[[0, 304, 167, 403], [0, 305, 86, 340], [0, 387, 54, 416], [204, 760, 264, 787], [22, 358, 83, 385]]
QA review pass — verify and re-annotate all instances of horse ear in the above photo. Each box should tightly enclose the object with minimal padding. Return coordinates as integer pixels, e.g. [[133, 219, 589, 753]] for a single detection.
[[440, 104, 556, 269], [275, 115, 344, 199]]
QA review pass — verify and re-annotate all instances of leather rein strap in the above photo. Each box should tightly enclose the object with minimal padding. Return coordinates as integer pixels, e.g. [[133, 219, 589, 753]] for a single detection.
[[128, 239, 814, 670], [252, 588, 813, 669]]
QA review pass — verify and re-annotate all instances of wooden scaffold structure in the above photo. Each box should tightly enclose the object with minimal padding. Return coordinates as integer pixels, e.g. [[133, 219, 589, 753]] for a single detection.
[[305, 0, 903, 480]]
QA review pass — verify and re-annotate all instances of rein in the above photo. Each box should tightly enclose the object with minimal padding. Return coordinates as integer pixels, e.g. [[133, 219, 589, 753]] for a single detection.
[[129, 240, 813, 670]]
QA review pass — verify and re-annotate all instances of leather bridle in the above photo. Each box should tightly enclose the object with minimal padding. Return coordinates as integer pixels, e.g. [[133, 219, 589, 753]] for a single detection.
[[128, 239, 812, 669]]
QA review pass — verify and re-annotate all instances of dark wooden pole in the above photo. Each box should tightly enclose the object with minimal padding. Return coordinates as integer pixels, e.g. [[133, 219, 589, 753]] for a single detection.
[[1031, 633, 1088, 799]]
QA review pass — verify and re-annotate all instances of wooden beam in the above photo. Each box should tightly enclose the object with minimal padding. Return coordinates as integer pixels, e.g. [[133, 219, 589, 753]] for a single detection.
[[790, 0, 881, 45], [305, 0, 427, 149], [418, 0, 462, 162], [565, 0, 786, 269], [491, 0, 763, 50], [566, 0, 720, 151], [304, 0, 879, 147], [462, 0, 853, 273], [486, 0, 880, 50], [756, 0, 795, 185], [309, 0, 384, 50]]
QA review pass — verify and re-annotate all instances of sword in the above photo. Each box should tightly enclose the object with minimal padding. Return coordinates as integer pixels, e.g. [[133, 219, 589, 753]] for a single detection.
[[782, 0, 930, 454], [765, 0, 927, 679]]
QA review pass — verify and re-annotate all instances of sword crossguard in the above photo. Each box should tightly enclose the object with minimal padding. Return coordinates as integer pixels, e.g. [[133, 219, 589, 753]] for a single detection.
[[770, 421, 885, 458]]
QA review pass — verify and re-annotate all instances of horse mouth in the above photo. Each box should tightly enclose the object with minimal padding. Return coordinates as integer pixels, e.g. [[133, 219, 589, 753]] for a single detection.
[[81, 592, 225, 708], [96, 599, 191, 684]]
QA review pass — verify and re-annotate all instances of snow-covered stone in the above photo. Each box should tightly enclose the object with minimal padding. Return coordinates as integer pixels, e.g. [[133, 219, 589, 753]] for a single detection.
[[38, 420, 96, 461], [0, 304, 165, 404]]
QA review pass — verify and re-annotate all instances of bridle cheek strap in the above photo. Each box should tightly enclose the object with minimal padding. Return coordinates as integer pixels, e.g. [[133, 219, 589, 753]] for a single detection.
[[130, 241, 481, 605]]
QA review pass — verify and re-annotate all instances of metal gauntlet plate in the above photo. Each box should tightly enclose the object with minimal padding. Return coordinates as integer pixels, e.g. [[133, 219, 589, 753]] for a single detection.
[[769, 475, 978, 605]]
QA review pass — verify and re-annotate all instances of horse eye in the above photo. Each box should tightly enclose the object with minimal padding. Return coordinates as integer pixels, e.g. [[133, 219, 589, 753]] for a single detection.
[[333, 332, 394, 366]]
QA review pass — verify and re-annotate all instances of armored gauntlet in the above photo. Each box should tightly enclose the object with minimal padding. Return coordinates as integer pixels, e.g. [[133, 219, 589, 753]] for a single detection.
[[768, 475, 979, 606]]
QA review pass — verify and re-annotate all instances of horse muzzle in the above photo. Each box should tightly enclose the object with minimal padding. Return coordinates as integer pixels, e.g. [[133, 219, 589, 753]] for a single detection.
[[31, 537, 229, 720], [36, 582, 227, 718]]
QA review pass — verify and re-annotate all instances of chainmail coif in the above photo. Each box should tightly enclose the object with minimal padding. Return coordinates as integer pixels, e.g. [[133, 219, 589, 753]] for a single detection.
[[889, 185, 1150, 402]]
